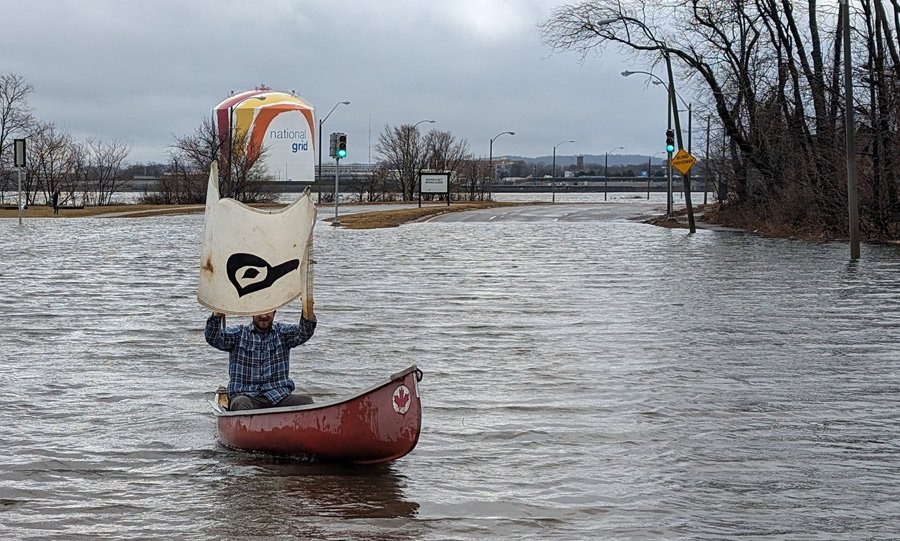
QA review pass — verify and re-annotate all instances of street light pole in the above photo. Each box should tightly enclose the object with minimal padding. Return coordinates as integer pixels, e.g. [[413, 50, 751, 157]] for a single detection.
[[604, 145, 624, 201], [622, 70, 674, 215], [664, 50, 696, 232], [551, 147, 556, 203], [413, 119, 435, 130], [655, 79, 692, 201], [228, 105, 233, 197], [649, 151, 665, 200], [317, 100, 350, 204], [489, 131, 515, 201], [552, 139, 574, 204], [410, 119, 435, 202]]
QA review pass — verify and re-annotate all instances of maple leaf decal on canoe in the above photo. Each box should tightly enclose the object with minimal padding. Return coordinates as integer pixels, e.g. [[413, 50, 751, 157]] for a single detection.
[[394, 387, 409, 409]]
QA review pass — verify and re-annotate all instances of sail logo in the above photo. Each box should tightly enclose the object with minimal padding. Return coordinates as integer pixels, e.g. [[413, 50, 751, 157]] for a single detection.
[[226, 253, 300, 297]]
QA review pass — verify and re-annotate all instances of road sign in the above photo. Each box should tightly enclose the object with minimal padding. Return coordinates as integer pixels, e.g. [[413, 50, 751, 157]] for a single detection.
[[14, 138, 26, 167], [671, 149, 696, 175]]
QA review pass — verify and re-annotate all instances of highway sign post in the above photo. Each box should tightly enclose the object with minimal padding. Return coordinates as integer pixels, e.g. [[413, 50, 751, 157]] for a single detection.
[[14, 138, 26, 225]]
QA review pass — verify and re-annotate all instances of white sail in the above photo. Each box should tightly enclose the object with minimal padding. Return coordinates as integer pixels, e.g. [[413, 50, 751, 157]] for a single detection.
[[197, 163, 316, 315]]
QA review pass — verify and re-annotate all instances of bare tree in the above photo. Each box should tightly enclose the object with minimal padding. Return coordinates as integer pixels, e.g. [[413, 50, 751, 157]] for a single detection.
[[229, 130, 273, 202], [374, 123, 431, 200], [421, 130, 471, 201], [160, 116, 220, 203], [0, 73, 34, 166], [24, 122, 74, 205], [456, 158, 492, 201], [0, 73, 35, 201], [64, 141, 88, 206], [541, 1, 900, 239], [165, 115, 272, 203], [142, 154, 206, 205], [346, 164, 393, 202], [85, 137, 131, 205]]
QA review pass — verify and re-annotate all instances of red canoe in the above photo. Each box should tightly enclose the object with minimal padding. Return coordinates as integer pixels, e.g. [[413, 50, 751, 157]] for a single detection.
[[210, 365, 423, 464]]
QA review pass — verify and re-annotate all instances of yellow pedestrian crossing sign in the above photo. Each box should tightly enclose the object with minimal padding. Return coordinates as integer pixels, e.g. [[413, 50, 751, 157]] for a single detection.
[[671, 149, 697, 175]]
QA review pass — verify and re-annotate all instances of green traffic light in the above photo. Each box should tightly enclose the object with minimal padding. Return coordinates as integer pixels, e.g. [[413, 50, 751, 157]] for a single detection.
[[337, 149, 347, 158], [666, 144, 675, 153]]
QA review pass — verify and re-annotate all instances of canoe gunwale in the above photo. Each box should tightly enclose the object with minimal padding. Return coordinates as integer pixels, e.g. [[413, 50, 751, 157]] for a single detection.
[[210, 364, 421, 417]]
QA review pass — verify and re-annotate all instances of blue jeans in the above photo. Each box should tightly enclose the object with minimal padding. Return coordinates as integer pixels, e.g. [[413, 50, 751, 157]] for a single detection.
[[229, 393, 313, 410]]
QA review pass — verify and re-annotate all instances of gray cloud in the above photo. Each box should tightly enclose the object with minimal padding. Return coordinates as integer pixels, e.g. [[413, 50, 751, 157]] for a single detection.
[[2, 0, 679, 164]]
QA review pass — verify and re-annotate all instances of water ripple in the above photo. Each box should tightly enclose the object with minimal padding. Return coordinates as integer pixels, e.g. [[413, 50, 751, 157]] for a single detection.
[[1, 210, 899, 539]]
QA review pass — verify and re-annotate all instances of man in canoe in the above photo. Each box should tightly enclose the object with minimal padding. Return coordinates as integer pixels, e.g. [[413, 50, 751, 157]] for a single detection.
[[205, 310, 317, 410]]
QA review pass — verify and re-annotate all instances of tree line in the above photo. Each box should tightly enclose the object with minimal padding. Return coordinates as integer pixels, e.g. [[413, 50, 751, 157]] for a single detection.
[[0, 71, 496, 207], [542, 1, 900, 239], [1, 70, 677, 209], [163, 116, 498, 204]]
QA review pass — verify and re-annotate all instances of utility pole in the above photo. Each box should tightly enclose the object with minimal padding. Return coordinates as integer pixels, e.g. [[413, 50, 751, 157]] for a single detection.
[[841, 0, 860, 259], [704, 117, 711, 205], [665, 50, 696, 233]]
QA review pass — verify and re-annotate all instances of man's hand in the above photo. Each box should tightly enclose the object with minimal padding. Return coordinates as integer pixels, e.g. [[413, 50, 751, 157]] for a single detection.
[[303, 295, 315, 321]]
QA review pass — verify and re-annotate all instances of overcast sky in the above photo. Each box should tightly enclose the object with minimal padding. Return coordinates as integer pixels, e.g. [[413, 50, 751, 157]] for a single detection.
[[2, 0, 679, 165]]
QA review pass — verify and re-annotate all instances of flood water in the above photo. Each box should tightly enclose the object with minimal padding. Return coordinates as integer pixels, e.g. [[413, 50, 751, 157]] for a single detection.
[[2, 198, 899, 540]]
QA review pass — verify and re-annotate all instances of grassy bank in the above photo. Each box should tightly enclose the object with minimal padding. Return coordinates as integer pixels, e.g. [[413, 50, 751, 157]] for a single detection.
[[1, 200, 534, 227], [330, 201, 534, 229]]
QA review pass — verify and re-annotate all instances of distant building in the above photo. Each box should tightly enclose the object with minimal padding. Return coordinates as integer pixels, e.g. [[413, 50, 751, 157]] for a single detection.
[[577, 155, 584, 169]]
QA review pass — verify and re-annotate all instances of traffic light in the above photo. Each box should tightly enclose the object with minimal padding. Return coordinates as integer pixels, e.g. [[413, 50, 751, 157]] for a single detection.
[[665, 129, 675, 153], [337, 134, 347, 158]]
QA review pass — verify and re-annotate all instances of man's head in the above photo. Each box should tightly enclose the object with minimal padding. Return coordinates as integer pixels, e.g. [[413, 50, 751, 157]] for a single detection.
[[252, 310, 276, 332]]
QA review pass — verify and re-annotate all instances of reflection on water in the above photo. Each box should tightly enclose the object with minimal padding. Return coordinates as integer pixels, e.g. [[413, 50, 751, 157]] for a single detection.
[[212, 454, 421, 540], [1, 206, 899, 539]]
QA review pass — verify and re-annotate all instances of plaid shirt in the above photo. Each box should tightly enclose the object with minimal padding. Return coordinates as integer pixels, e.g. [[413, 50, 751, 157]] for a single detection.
[[205, 314, 317, 405]]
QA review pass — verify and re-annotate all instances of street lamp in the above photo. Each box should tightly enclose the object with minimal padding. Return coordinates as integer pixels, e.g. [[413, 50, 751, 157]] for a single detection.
[[604, 145, 624, 201], [653, 80, 692, 154], [661, 50, 696, 231], [409, 120, 435, 202], [622, 70, 675, 216], [648, 151, 665, 200], [621, 70, 666, 86], [488, 131, 515, 200], [317, 100, 350, 203], [552, 139, 574, 204], [654, 79, 693, 202]]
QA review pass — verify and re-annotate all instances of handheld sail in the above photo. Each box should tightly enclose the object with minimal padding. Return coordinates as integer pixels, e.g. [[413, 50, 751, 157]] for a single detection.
[[197, 163, 316, 315]]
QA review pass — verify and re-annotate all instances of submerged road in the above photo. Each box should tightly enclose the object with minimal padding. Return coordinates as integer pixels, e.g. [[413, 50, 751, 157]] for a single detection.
[[2, 200, 899, 539], [428, 201, 663, 223]]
